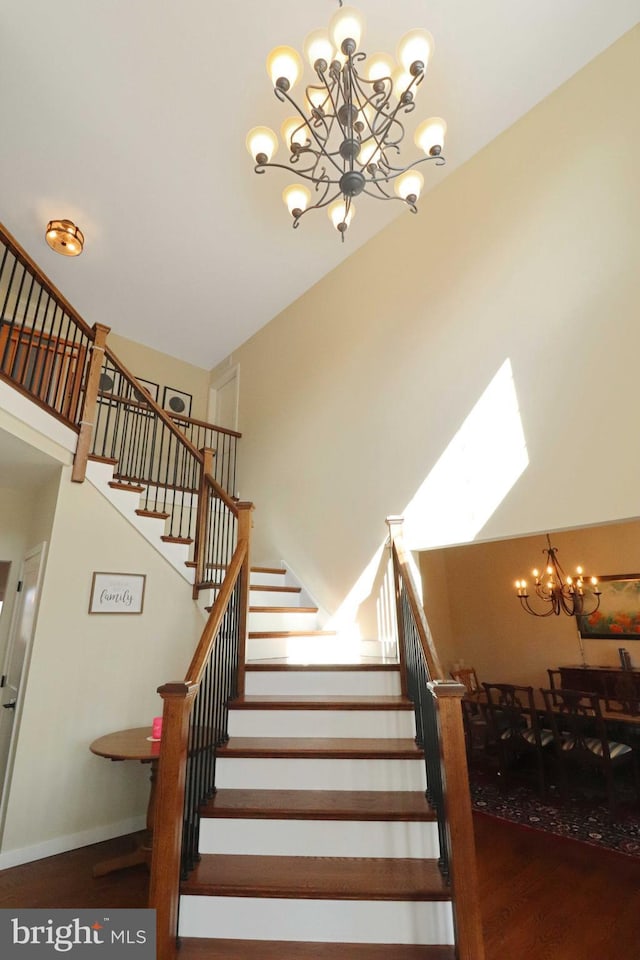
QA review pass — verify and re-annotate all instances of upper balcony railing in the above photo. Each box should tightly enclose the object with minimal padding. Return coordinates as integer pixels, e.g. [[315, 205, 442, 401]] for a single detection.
[[0, 222, 93, 429]]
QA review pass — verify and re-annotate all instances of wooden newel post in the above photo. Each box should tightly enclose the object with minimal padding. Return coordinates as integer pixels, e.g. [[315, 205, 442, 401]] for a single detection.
[[192, 448, 215, 598], [386, 516, 409, 698], [72, 323, 110, 483], [235, 501, 254, 697], [429, 681, 485, 960], [149, 681, 197, 960]]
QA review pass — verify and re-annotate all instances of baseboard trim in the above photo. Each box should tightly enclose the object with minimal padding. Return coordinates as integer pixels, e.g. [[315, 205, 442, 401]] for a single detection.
[[0, 815, 146, 869]]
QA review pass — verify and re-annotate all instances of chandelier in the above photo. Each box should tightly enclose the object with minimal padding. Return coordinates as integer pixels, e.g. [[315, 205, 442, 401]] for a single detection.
[[515, 534, 601, 618], [246, 2, 446, 240]]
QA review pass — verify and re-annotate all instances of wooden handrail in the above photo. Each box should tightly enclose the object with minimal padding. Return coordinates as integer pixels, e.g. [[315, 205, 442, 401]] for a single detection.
[[103, 345, 204, 465], [186, 539, 247, 683], [169, 410, 242, 439], [150, 535, 251, 960], [386, 516, 485, 960], [0, 221, 95, 339], [386, 516, 444, 682]]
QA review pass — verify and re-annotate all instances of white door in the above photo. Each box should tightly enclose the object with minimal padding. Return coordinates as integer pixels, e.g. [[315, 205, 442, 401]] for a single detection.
[[0, 543, 47, 808], [209, 365, 239, 431]]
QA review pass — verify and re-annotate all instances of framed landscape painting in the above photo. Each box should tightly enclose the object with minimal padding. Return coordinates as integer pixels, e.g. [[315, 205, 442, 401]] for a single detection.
[[578, 573, 640, 639]]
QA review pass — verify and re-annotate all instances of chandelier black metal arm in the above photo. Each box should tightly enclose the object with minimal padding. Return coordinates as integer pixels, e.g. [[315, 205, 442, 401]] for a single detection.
[[247, 4, 447, 238], [515, 534, 602, 618]]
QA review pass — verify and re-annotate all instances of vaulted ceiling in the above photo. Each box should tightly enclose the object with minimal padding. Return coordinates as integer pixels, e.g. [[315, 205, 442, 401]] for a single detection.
[[2, 1, 638, 368]]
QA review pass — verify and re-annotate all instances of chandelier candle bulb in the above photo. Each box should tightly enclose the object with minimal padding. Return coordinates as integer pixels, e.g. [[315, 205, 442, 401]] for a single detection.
[[415, 117, 447, 156], [281, 116, 307, 152], [395, 169, 424, 203], [366, 51, 396, 83], [246, 126, 278, 164], [266, 45, 303, 91], [304, 29, 334, 71], [283, 184, 311, 217], [329, 5, 365, 54], [397, 29, 434, 75]]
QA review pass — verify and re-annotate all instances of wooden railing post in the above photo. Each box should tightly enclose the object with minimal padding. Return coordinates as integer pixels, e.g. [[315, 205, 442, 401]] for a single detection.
[[235, 501, 254, 697], [149, 681, 197, 960], [192, 447, 215, 597], [429, 681, 485, 960], [72, 322, 110, 482], [386, 516, 409, 698]]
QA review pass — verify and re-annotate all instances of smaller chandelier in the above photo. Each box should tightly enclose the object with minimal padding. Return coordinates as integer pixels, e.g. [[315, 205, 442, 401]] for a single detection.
[[515, 534, 601, 618], [45, 220, 84, 257], [246, 2, 446, 240]]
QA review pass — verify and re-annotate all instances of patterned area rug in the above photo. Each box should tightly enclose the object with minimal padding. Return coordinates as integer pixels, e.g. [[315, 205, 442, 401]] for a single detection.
[[469, 764, 640, 858]]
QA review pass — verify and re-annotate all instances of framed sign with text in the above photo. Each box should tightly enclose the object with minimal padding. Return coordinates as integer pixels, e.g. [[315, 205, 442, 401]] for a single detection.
[[89, 572, 146, 614]]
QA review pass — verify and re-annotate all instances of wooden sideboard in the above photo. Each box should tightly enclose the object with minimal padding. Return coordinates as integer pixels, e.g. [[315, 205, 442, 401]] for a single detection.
[[559, 665, 640, 698]]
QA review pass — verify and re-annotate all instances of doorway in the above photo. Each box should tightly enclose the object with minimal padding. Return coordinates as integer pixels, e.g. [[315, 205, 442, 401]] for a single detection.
[[0, 543, 47, 835], [209, 364, 239, 431]]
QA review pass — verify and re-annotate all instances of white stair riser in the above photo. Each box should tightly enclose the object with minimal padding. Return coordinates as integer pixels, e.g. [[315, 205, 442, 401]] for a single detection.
[[215, 757, 426, 791], [248, 611, 320, 632], [246, 637, 390, 662], [249, 589, 302, 608], [250, 571, 287, 587], [245, 670, 402, 697], [198, 818, 439, 859], [227, 709, 415, 739], [179, 896, 454, 945]]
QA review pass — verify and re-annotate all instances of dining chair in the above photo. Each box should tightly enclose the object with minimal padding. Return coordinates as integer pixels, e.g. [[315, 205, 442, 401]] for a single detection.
[[541, 687, 637, 816], [483, 683, 553, 795], [451, 666, 481, 694]]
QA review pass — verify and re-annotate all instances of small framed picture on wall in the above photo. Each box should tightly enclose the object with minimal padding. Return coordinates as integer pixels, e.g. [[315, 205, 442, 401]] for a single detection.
[[133, 377, 159, 405], [163, 386, 192, 418], [89, 572, 146, 614]]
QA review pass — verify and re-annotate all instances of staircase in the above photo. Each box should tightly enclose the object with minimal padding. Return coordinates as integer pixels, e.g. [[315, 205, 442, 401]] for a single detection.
[[0, 221, 482, 959], [177, 659, 455, 958]]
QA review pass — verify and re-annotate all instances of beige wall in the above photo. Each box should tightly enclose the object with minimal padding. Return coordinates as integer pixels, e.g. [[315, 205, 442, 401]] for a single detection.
[[109, 331, 210, 421], [0, 458, 205, 863], [222, 28, 640, 633], [421, 519, 640, 692]]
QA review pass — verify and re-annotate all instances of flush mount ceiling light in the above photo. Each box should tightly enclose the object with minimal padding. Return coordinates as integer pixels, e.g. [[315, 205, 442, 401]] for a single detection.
[[515, 534, 601, 618], [45, 219, 84, 256], [246, 1, 446, 241]]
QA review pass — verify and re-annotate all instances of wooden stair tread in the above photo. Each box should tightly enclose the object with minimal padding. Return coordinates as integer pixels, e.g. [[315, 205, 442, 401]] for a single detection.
[[248, 630, 337, 639], [135, 508, 170, 519], [108, 481, 145, 493], [245, 663, 400, 672], [252, 566, 286, 575], [229, 695, 414, 711], [201, 789, 436, 821], [178, 938, 454, 959], [161, 535, 193, 544], [250, 585, 302, 594], [181, 854, 450, 901], [250, 606, 318, 614], [217, 737, 423, 759], [88, 454, 118, 465]]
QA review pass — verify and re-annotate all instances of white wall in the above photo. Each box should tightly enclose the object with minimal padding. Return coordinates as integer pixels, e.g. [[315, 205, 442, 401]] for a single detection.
[[0, 459, 206, 865], [219, 28, 640, 634]]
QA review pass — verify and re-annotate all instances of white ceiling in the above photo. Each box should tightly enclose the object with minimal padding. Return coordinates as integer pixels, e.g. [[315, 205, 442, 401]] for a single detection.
[[1, 1, 638, 369]]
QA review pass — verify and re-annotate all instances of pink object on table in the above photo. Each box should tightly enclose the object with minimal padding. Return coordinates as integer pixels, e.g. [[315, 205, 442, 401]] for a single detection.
[[152, 717, 163, 740]]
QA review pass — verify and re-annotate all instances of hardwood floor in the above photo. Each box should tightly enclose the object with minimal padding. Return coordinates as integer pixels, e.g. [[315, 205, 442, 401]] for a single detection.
[[1, 816, 639, 959]]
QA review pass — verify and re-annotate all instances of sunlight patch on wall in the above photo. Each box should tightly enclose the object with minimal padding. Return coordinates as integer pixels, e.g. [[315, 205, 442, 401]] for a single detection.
[[403, 358, 528, 550], [326, 359, 529, 646]]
